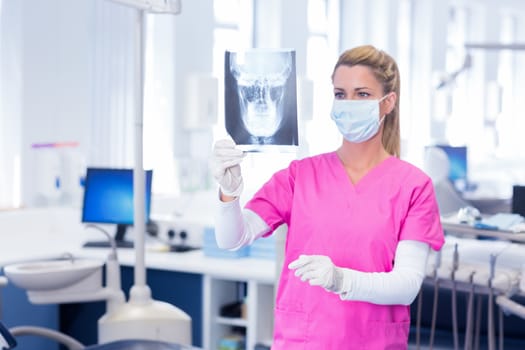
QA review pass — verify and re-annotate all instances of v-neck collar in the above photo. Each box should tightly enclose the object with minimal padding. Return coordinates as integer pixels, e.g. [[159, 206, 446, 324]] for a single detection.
[[330, 151, 396, 192]]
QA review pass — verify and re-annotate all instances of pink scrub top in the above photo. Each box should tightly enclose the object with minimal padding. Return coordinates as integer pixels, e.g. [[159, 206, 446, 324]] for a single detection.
[[245, 152, 444, 350]]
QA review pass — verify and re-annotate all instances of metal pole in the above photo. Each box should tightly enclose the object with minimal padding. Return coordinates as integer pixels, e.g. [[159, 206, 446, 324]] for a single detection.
[[133, 8, 146, 288]]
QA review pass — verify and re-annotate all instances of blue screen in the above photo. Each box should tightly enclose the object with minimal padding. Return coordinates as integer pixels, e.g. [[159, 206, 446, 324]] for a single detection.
[[435, 145, 467, 183], [81, 168, 153, 225]]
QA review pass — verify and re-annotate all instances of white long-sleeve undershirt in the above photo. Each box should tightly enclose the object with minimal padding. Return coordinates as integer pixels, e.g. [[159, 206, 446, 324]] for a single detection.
[[215, 196, 431, 305], [337, 240, 430, 305], [214, 196, 270, 250]]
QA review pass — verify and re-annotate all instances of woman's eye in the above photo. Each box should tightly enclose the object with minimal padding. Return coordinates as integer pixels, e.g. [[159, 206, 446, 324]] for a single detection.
[[357, 91, 370, 98], [334, 92, 344, 99]]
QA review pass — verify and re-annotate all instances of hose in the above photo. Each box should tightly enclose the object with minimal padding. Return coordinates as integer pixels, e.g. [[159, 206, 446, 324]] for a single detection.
[[429, 279, 440, 350], [415, 289, 423, 350], [496, 295, 525, 319], [474, 295, 482, 350], [488, 286, 495, 350], [487, 254, 496, 350], [464, 271, 475, 350], [9, 326, 84, 350], [498, 307, 504, 350], [429, 251, 442, 350], [451, 244, 460, 350]]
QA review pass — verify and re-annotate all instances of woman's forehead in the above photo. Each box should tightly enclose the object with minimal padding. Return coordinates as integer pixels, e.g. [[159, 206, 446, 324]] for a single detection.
[[333, 65, 382, 89]]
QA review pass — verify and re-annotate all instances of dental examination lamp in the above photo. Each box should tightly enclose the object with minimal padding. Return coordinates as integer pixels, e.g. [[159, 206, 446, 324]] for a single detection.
[[97, 0, 191, 345]]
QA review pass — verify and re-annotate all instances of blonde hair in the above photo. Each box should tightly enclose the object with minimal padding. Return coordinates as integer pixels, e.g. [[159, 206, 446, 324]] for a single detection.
[[332, 45, 401, 157]]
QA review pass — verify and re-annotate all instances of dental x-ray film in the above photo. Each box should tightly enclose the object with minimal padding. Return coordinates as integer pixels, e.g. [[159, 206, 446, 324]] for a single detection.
[[225, 49, 298, 152]]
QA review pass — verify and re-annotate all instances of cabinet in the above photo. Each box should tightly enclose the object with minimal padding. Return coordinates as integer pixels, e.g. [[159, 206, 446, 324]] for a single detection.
[[0, 276, 60, 350], [203, 275, 275, 350]]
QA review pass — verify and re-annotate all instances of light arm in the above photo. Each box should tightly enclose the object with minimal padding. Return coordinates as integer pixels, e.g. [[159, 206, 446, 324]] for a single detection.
[[108, 0, 181, 14]]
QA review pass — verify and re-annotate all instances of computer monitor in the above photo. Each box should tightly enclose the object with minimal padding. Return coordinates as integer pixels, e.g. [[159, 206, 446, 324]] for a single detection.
[[81, 167, 153, 248], [512, 185, 525, 217], [434, 145, 468, 190]]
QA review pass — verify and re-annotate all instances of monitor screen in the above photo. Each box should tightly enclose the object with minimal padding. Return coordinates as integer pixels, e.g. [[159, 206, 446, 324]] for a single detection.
[[81, 167, 153, 248], [434, 144, 468, 185], [512, 185, 525, 217]]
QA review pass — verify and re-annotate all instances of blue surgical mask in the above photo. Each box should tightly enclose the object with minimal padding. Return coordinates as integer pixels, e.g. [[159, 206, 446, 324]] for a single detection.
[[330, 95, 389, 143]]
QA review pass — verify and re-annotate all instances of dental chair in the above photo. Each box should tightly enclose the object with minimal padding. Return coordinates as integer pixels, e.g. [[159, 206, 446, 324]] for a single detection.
[[0, 321, 198, 350], [423, 146, 474, 216], [0, 275, 199, 350]]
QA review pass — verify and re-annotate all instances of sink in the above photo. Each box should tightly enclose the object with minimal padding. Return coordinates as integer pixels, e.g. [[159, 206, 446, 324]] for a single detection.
[[4, 258, 104, 291]]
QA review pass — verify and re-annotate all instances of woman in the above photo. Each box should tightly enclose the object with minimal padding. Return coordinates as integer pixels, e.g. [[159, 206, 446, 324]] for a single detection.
[[211, 45, 444, 349]]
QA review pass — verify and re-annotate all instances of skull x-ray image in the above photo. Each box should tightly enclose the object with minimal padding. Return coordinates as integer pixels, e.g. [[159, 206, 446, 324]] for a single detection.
[[225, 49, 298, 151]]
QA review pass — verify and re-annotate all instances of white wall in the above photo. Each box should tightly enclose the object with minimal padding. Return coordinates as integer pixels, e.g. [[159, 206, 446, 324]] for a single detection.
[[6, 0, 95, 206], [0, 0, 23, 207], [0, 0, 217, 206], [172, 0, 214, 158], [3, 0, 525, 208]]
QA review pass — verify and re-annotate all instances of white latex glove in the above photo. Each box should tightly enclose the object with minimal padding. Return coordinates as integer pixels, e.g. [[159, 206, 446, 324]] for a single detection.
[[212, 139, 245, 197], [288, 255, 345, 293]]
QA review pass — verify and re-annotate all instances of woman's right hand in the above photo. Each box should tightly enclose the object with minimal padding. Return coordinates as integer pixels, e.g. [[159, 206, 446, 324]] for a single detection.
[[211, 139, 245, 198]]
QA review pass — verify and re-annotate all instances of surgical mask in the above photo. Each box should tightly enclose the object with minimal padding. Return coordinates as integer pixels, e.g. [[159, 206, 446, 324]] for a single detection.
[[330, 95, 389, 143]]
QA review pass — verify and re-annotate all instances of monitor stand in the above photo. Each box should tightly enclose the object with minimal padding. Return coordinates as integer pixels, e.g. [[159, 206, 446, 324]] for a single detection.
[[83, 224, 134, 248]]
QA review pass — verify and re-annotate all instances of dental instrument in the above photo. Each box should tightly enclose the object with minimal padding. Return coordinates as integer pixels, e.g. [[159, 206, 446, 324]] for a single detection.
[[423, 233, 525, 350], [486, 242, 519, 350]]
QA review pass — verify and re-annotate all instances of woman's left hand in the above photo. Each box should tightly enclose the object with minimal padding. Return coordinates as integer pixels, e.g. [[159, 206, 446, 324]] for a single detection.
[[288, 255, 344, 293]]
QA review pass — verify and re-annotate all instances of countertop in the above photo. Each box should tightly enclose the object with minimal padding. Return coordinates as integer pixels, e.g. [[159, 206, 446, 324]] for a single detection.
[[0, 208, 276, 284]]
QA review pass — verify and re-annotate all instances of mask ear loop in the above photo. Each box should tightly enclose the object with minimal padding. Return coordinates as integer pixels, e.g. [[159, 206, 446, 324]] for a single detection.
[[378, 92, 394, 121], [379, 93, 390, 103], [378, 93, 390, 122]]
